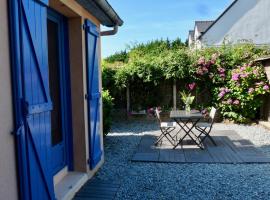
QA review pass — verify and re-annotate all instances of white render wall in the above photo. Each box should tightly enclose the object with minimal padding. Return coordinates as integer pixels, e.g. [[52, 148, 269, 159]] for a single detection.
[[201, 0, 270, 46], [194, 26, 202, 49]]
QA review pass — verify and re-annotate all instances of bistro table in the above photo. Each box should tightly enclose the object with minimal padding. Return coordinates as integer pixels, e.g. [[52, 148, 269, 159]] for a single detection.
[[170, 110, 204, 149]]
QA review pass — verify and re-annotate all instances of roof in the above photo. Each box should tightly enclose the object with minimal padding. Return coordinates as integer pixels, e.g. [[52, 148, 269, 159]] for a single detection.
[[200, 0, 238, 38], [255, 56, 270, 62], [195, 21, 214, 33], [76, 0, 123, 27]]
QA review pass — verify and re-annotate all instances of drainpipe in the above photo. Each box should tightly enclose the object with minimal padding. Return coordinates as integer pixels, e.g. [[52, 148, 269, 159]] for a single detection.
[[100, 25, 118, 36]]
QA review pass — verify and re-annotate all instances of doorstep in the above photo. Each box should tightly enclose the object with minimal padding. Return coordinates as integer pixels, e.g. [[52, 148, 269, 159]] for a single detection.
[[55, 172, 88, 200], [259, 121, 270, 130]]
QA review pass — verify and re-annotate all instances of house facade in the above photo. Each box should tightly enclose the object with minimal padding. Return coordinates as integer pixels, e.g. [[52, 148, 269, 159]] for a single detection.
[[188, 21, 213, 48], [0, 0, 122, 199], [200, 0, 270, 47]]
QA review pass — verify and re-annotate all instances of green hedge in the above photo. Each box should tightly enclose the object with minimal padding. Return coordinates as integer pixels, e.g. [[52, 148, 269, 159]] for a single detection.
[[102, 40, 270, 123], [102, 90, 114, 135]]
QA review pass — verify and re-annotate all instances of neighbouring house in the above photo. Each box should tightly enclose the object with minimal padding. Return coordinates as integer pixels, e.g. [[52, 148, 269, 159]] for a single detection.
[[0, 0, 123, 199], [188, 30, 195, 47], [200, 0, 270, 47], [188, 21, 214, 48]]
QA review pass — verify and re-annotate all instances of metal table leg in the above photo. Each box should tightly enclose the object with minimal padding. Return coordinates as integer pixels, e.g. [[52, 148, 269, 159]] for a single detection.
[[173, 118, 203, 149]]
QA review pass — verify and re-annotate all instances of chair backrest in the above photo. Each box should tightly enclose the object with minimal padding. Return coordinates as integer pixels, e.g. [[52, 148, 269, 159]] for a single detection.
[[209, 107, 217, 123], [155, 108, 162, 124]]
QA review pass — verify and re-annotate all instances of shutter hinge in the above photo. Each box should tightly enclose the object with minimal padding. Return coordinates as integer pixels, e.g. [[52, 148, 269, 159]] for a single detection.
[[83, 24, 90, 31], [12, 122, 24, 136], [85, 93, 89, 100]]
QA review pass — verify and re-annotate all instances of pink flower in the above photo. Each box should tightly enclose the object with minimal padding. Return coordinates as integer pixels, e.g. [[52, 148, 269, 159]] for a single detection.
[[263, 85, 269, 91], [147, 108, 155, 116], [201, 109, 208, 115], [196, 68, 204, 75], [253, 69, 259, 75], [210, 59, 216, 65], [218, 91, 226, 98], [233, 100, 240, 105], [240, 66, 246, 71], [240, 73, 248, 78], [232, 73, 239, 81], [225, 88, 231, 93], [220, 73, 225, 78], [205, 61, 212, 68], [219, 87, 225, 91], [255, 82, 264, 86], [227, 99, 233, 104], [198, 57, 205, 65], [218, 68, 225, 73], [202, 67, 209, 73], [188, 82, 196, 91], [248, 88, 254, 94], [219, 87, 230, 93]]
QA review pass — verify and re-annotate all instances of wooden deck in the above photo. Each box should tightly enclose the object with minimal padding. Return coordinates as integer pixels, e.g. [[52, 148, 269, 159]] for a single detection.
[[132, 130, 270, 163], [73, 179, 120, 200]]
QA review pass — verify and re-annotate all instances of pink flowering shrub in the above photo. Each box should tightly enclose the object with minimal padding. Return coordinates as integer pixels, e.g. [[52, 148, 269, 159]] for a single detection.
[[189, 44, 270, 123], [215, 64, 269, 122]]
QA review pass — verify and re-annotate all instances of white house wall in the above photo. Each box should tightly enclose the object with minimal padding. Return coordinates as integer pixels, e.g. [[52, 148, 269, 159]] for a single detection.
[[201, 0, 270, 46], [194, 26, 202, 49]]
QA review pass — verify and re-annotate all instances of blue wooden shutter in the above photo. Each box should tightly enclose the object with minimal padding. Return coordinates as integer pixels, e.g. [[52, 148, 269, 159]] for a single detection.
[[85, 19, 103, 169], [12, 0, 55, 199]]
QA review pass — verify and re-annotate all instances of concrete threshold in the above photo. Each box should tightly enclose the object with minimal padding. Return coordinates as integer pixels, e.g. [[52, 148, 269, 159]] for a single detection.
[[55, 172, 88, 200], [259, 121, 270, 130]]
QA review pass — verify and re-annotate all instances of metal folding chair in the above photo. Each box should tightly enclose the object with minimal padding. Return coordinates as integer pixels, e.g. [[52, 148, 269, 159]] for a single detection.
[[155, 108, 176, 146], [195, 107, 217, 146]]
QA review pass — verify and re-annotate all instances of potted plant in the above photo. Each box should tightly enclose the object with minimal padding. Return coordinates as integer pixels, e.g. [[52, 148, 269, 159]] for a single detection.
[[180, 91, 195, 113]]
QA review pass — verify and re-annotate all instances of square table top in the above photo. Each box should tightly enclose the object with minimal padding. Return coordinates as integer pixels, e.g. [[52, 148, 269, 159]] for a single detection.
[[170, 110, 203, 119]]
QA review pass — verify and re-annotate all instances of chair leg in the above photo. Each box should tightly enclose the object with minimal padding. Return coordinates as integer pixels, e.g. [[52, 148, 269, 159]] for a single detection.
[[199, 130, 217, 146], [207, 134, 217, 146], [155, 127, 175, 146], [195, 125, 217, 146]]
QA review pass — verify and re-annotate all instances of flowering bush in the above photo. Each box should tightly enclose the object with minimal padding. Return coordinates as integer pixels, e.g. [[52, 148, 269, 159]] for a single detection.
[[215, 63, 269, 122]]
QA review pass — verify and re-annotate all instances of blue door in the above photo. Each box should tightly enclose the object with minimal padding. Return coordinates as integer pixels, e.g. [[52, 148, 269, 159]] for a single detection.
[[47, 8, 71, 175], [85, 19, 103, 169]]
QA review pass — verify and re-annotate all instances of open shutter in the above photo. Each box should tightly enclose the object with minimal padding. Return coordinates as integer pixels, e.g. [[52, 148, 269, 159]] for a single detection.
[[11, 0, 55, 199], [85, 19, 103, 169]]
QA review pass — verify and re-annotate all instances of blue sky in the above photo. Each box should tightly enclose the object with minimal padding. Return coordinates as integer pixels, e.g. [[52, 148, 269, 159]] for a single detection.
[[101, 0, 233, 58]]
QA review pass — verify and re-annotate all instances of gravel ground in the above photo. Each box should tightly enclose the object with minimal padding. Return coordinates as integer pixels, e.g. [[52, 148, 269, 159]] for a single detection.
[[95, 121, 270, 200]]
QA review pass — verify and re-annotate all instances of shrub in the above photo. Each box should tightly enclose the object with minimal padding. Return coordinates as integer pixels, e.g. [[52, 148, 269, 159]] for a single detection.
[[102, 90, 114, 136], [104, 50, 129, 63], [215, 63, 270, 122]]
